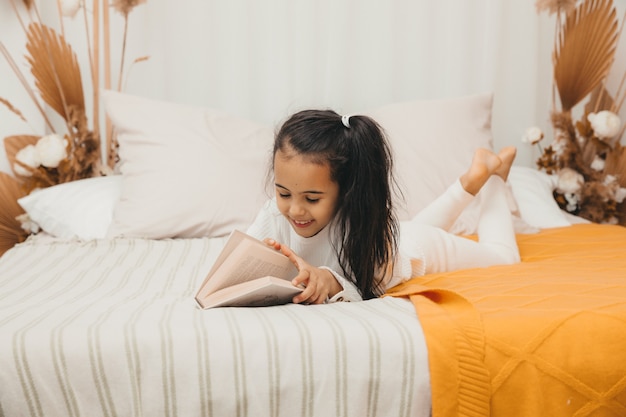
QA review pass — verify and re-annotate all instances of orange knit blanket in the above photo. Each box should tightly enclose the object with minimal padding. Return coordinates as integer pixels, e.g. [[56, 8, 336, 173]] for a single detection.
[[387, 224, 626, 417]]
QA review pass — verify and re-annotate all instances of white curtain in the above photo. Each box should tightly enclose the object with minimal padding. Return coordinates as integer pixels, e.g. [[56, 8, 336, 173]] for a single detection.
[[0, 0, 578, 172]]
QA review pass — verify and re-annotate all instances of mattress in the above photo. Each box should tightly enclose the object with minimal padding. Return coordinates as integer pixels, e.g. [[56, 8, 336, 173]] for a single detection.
[[0, 236, 431, 417]]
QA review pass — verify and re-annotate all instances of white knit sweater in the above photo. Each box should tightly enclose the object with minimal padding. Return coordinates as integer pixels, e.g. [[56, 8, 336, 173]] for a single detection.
[[246, 199, 414, 302]]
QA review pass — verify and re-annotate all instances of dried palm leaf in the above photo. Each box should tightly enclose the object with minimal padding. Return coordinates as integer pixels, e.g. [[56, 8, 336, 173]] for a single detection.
[[4, 135, 40, 177], [25, 22, 85, 122], [0, 173, 28, 257], [554, 0, 619, 111]]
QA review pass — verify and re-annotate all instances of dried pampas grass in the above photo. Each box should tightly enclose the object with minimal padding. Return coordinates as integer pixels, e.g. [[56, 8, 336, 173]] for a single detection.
[[536, 0, 578, 15], [0, 98, 27, 122], [112, 0, 147, 17]]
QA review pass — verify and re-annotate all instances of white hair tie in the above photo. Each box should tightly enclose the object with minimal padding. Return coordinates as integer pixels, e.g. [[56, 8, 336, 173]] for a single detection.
[[341, 115, 351, 129]]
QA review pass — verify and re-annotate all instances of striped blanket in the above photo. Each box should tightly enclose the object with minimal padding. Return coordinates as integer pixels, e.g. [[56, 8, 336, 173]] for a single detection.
[[0, 236, 431, 417]]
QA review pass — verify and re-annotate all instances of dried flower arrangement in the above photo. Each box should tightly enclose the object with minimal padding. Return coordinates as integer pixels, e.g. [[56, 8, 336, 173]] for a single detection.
[[524, 0, 626, 225], [0, 0, 147, 256]]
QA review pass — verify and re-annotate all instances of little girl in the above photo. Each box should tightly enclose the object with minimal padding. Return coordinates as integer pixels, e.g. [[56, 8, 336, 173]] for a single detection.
[[246, 109, 519, 304]]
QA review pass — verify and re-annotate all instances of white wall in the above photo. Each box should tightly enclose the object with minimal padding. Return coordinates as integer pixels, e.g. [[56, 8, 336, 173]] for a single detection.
[[1, 3, 36, 174], [1, 0, 624, 174]]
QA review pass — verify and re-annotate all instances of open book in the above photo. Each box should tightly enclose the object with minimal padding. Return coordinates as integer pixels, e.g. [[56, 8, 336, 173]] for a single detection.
[[195, 230, 301, 309]]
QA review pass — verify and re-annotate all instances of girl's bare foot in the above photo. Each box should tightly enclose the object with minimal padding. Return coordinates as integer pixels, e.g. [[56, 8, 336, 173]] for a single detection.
[[495, 146, 517, 181], [460, 148, 502, 195]]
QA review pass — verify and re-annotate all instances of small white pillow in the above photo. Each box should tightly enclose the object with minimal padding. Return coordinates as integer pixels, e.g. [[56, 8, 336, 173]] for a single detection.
[[507, 166, 571, 228], [18, 176, 122, 240], [103, 91, 274, 239]]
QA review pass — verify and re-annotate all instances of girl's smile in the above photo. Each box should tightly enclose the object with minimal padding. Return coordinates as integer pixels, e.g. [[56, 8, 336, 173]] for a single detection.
[[273, 148, 339, 238]]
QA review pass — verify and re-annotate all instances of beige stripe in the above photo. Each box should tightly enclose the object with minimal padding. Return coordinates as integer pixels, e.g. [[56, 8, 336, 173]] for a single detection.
[[88, 239, 171, 417], [256, 309, 281, 417], [11, 240, 110, 417], [159, 302, 178, 417], [120, 239, 167, 416], [282, 307, 315, 417], [50, 239, 126, 417], [225, 309, 248, 417], [124, 298, 155, 416], [187, 240, 215, 415], [341, 304, 381, 417], [0, 241, 58, 303], [315, 306, 349, 417], [0, 243, 84, 327], [363, 300, 417, 417], [183, 238, 213, 296], [160, 239, 198, 417], [193, 308, 213, 417]]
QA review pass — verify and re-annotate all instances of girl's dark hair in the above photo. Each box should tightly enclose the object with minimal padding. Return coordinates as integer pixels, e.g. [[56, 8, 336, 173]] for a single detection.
[[273, 109, 400, 299]]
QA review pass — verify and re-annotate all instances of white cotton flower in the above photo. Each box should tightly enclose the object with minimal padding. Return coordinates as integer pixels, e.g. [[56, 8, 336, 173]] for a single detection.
[[16, 213, 40, 234], [604, 174, 617, 186], [35, 134, 68, 168], [556, 167, 584, 194], [521, 126, 544, 145], [14, 144, 41, 176], [587, 111, 621, 139], [60, 0, 81, 17], [590, 155, 605, 171], [563, 193, 579, 212]]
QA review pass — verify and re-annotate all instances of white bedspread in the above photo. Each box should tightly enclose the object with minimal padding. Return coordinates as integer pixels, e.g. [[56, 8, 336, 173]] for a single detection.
[[0, 236, 431, 417]]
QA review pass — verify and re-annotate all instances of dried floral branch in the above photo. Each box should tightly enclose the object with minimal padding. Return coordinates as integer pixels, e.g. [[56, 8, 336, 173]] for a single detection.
[[0, 98, 27, 122], [536, 0, 578, 15], [113, 0, 146, 91], [112, 0, 147, 17], [103, 0, 113, 167], [91, 0, 101, 137]]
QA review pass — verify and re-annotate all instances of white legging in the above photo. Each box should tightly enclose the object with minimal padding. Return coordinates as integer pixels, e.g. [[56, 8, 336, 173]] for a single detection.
[[400, 176, 520, 275]]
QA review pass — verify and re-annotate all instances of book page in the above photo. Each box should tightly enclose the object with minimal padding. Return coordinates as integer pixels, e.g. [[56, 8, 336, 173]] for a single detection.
[[196, 231, 297, 300]]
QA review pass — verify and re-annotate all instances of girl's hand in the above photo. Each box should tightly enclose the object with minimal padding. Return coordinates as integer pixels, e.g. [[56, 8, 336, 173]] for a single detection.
[[264, 239, 342, 304]]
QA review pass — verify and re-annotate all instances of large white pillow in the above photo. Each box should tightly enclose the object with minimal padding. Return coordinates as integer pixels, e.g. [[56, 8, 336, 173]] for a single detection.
[[366, 93, 496, 233], [103, 91, 274, 239], [18, 176, 122, 240]]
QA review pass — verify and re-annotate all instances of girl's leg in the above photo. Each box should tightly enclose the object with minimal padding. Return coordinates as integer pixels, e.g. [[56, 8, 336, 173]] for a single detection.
[[401, 146, 519, 274], [401, 176, 519, 274], [413, 147, 514, 231]]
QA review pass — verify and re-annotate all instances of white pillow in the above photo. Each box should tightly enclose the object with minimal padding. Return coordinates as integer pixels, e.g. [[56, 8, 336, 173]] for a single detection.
[[103, 90, 274, 239], [366, 93, 496, 233], [507, 166, 571, 228], [18, 176, 122, 240]]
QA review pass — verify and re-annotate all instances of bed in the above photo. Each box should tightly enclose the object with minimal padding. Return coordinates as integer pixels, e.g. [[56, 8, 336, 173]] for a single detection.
[[1, 91, 625, 417]]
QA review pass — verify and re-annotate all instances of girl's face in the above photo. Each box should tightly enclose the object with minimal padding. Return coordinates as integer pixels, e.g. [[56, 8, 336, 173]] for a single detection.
[[274, 149, 339, 238]]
